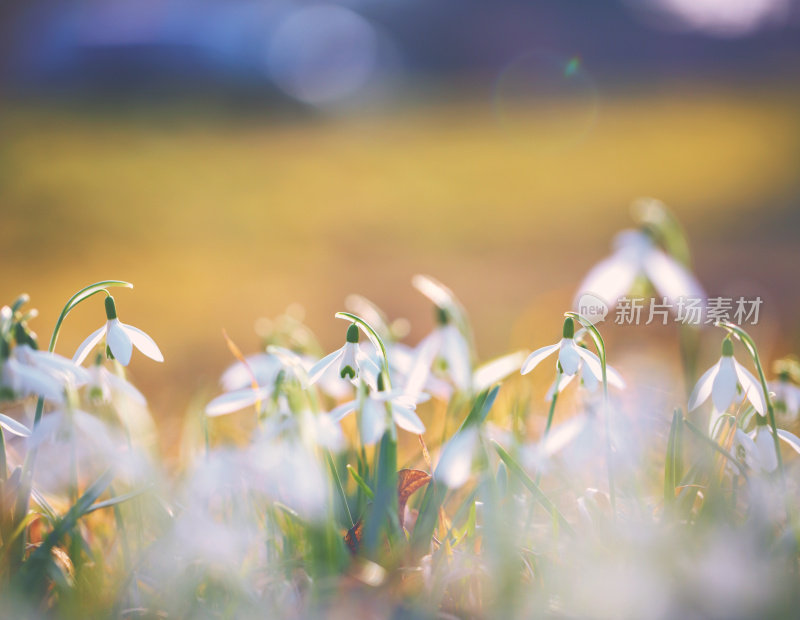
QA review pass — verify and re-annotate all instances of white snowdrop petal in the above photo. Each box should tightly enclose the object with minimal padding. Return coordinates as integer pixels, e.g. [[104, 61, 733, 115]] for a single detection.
[[329, 400, 358, 422], [72, 325, 106, 366], [574, 346, 603, 381], [106, 320, 133, 367], [776, 429, 800, 455], [359, 399, 387, 446], [121, 323, 164, 363], [205, 387, 271, 417], [574, 251, 640, 309], [441, 324, 471, 391], [520, 343, 560, 375], [8, 360, 64, 402], [307, 349, 342, 385], [434, 427, 478, 489], [545, 372, 575, 401], [356, 348, 381, 391], [103, 368, 147, 406], [28, 349, 91, 385], [733, 360, 766, 416], [473, 351, 526, 390], [605, 364, 626, 390], [314, 414, 346, 452], [688, 362, 720, 411], [403, 332, 440, 397], [412, 274, 456, 310], [391, 405, 426, 434], [643, 248, 705, 304], [754, 428, 778, 473], [711, 357, 738, 413], [558, 339, 581, 376], [0, 412, 31, 437]]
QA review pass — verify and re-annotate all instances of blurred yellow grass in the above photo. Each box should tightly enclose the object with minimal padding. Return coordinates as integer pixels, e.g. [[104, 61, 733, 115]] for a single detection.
[[1, 86, 798, 440]]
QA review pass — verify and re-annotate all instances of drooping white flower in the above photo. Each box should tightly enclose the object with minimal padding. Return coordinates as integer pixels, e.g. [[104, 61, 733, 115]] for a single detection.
[[330, 388, 427, 445], [414, 309, 472, 392], [769, 373, 800, 422], [688, 338, 766, 416], [308, 323, 380, 389], [411, 274, 474, 392], [574, 229, 705, 309], [73, 296, 163, 367], [521, 317, 603, 380]]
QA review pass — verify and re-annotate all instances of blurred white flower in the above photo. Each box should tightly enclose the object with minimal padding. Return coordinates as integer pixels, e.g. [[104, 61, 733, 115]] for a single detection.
[[330, 389, 427, 445], [2, 351, 75, 403], [769, 375, 800, 422], [574, 229, 705, 309], [411, 274, 473, 392], [434, 426, 479, 489], [308, 323, 379, 388], [521, 318, 603, 379], [689, 339, 765, 416], [86, 357, 146, 406], [73, 296, 163, 367]]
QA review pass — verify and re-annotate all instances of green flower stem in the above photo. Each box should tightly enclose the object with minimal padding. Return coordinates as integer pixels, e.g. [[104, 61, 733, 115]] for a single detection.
[[565, 312, 616, 519]]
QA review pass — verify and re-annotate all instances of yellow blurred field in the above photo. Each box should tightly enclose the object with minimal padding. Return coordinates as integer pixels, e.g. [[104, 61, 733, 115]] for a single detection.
[[2, 84, 799, 438]]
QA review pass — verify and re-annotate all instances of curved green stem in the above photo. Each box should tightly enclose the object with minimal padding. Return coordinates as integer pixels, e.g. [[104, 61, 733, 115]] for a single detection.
[[48, 280, 133, 353]]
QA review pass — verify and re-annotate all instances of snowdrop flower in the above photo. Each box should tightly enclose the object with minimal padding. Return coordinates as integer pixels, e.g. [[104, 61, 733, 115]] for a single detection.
[[410, 307, 472, 392], [411, 274, 473, 392], [73, 296, 163, 367], [308, 323, 380, 388], [330, 385, 427, 445], [769, 372, 800, 422], [574, 228, 705, 309], [688, 338, 766, 417], [521, 318, 603, 380]]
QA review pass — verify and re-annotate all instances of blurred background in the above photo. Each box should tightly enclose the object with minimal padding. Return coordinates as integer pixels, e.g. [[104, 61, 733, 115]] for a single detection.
[[1, 0, 799, 442]]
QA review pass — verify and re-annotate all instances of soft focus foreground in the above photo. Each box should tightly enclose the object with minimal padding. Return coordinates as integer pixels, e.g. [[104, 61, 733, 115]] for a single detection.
[[1, 204, 800, 617]]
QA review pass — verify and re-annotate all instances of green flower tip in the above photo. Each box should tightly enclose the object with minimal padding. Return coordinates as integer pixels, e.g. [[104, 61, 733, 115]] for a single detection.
[[340, 365, 356, 380], [721, 337, 734, 357], [435, 306, 449, 326], [562, 317, 575, 339], [377, 372, 386, 392], [346, 323, 359, 343], [105, 295, 118, 320]]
